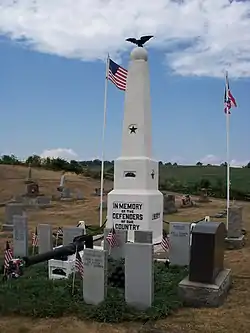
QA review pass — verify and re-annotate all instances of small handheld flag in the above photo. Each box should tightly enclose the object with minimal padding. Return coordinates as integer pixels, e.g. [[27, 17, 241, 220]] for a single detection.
[[4, 241, 13, 271], [106, 227, 120, 248], [161, 230, 170, 252], [75, 251, 84, 278]]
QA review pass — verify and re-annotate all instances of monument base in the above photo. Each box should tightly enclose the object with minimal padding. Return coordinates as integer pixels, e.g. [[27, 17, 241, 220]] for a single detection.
[[225, 235, 245, 250], [2, 224, 13, 231], [178, 268, 232, 307]]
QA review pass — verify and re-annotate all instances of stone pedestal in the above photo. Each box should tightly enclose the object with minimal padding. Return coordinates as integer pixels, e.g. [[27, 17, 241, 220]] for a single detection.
[[178, 269, 232, 307], [225, 235, 245, 249], [106, 47, 163, 244]]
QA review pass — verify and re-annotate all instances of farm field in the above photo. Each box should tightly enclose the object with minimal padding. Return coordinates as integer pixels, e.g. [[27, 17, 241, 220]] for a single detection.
[[0, 165, 250, 333]]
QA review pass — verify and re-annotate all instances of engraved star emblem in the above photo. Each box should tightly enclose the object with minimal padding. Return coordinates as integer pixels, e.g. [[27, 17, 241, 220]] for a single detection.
[[129, 125, 137, 134], [151, 170, 155, 179]]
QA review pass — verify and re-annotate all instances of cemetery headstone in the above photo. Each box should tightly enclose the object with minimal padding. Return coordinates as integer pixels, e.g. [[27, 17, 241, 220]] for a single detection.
[[61, 187, 71, 199], [134, 230, 153, 244], [125, 242, 154, 310], [63, 227, 84, 245], [76, 190, 84, 200], [178, 221, 232, 307], [83, 248, 108, 305], [36, 196, 51, 206], [226, 206, 245, 249], [169, 222, 191, 266], [227, 206, 242, 238], [13, 215, 29, 257], [3, 203, 26, 231], [164, 194, 177, 214], [38, 224, 53, 254], [103, 228, 127, 260]]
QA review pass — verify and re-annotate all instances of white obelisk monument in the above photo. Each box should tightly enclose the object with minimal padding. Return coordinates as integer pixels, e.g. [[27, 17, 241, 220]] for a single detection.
[[107, 47, 163, 244]]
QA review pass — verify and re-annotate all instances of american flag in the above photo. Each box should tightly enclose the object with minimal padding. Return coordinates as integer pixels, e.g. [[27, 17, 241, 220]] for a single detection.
[[4, 241, 13, 270], [161, 230, 170, 252], [32, 227, 38, 247], [106, 227, 120, 248], [224, 71, 237, 114], [75, 250, 84, 277], [108, 59, 128, 91]]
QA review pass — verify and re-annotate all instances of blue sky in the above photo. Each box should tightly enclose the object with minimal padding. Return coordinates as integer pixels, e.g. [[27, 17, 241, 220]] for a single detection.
[[0, 0, 249, 166]]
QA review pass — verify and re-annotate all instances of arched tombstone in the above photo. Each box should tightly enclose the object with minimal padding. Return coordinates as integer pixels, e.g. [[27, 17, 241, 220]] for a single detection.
[[178, 221, 232, 307]]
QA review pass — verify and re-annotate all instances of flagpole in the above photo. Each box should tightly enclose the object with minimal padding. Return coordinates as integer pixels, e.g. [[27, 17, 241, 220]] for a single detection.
[[226, 111, 230, 231], [72, 245, 77, 295], [99, 54, 110, 227], [225, 70, 230, 231]]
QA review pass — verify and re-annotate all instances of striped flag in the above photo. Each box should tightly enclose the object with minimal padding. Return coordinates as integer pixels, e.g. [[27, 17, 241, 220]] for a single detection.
[[75, 251, 84, 277], [106, 227, 120, 248], [4, 241, 13, 270], [224, 71, 237, 114], [32, 227, 38, 247], [108, 59, 128, 91], [161, 230, 170, 252]]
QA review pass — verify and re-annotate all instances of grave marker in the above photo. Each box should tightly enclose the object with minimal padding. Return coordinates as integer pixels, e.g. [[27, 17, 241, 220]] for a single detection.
[[38, 224, 53, 254], [169, 222, 191, 266], [63, 227, 84, 245], [103, 228, 127, 260], [125, 242, 154, 310], [13, 215, 28, 257], [83, 248, 108, 305], [178, 221, 232, 307], [3, 203, 26, 231]]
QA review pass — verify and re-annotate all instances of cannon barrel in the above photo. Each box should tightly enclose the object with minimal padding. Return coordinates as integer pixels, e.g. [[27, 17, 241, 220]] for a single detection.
[[23, 234, 93, 267]]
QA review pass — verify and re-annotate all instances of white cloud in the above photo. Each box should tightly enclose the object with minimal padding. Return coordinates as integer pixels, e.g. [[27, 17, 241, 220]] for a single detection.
[[40, 148, 78, 160], [199, 154, 248, 167], [0, 0, 250, 77]]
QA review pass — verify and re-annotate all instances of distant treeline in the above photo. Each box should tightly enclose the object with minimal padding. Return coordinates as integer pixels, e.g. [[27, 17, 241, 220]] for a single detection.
[[1, 154, 250, 201]]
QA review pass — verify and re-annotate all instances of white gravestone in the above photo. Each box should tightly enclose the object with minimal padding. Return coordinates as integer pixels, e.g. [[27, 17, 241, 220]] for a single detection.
[[38, 224, 53, 254], [107, 47, 163, 244], [83, 248, 108, 305], [125, 242, 154, 310], [13, 215, 29, 257], [169, 222, 191, 266]]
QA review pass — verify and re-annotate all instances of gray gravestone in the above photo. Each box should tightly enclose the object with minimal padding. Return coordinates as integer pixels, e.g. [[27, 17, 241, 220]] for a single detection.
[[134, 230, 153, 244], [36, 196, 51, 205], [37, 224, 53, 254], [76, 190, 84, 200], [125, 242, 154, 310], [83, 248, 108, 305], [63, 227, 84, 245], [169, 222, 191, 266], [61, 188, 71, 199], [227, 206, 242, 238], [103, 228, 127, 260], [13, 215, 28, 257], [3, 203, 26, 231]]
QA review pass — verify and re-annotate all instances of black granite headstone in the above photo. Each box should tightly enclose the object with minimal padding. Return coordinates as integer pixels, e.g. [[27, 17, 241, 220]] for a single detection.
[[189, 222, 226, 284]]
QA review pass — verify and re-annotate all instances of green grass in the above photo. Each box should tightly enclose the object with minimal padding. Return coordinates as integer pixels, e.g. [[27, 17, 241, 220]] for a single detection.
[[0, 260, 188, 323], [159, 165, 250, 192]]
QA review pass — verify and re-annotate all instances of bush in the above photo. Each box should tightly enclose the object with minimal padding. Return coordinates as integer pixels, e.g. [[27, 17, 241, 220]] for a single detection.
[[0, 260, 188, 322]]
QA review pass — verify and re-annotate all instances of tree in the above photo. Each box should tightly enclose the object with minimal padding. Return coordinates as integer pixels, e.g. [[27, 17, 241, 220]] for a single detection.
[[25, 155, 41, 167]]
